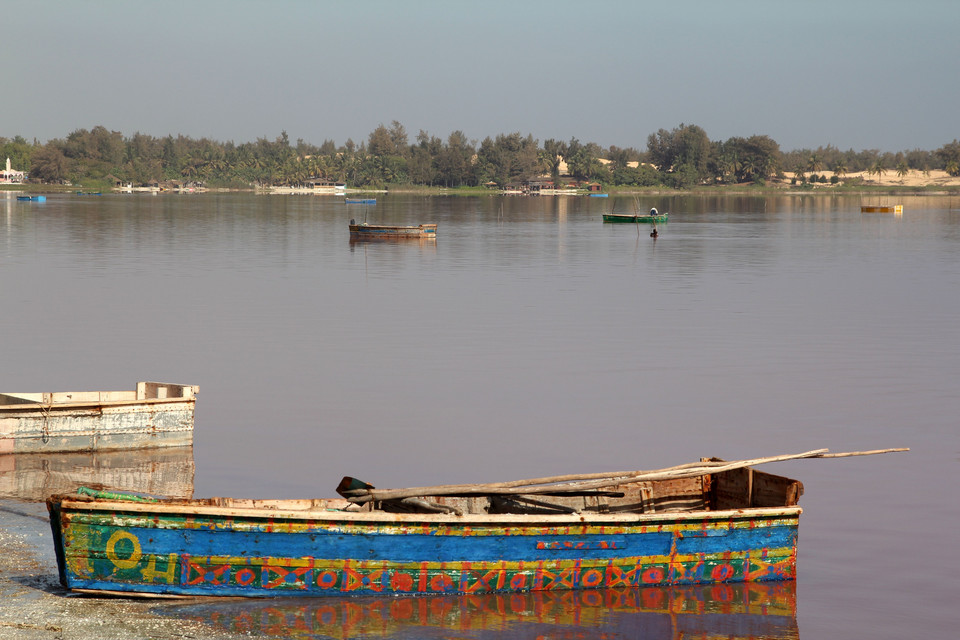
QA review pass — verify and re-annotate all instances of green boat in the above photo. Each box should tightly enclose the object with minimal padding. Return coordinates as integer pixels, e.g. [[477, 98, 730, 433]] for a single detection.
[[603, 208, 668, 224]]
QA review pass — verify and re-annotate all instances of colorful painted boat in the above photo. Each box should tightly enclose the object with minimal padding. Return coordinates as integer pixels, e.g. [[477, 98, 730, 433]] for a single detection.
[[46, 449, 829, 599], [16, 195, 46, 202], [860, 205, 902, 213], [0, 382, 199, 453], [345, 198, 377, 204], [349, 222, 437, 239], [603, 210, 668, 223]]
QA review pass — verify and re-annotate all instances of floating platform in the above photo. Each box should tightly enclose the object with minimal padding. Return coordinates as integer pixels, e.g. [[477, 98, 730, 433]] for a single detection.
[[860, 205, 902, 213]]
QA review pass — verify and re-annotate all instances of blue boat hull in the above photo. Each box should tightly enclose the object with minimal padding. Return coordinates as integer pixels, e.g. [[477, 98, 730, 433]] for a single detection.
[[49, 498, 799, 597]]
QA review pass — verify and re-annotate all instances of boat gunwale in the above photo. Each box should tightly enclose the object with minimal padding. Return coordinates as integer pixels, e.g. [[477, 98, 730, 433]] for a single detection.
[[51, 496, 802, 525], [349, 223, 437, 232], [602, 214, 668, 220], [0, 396, 197, 412]]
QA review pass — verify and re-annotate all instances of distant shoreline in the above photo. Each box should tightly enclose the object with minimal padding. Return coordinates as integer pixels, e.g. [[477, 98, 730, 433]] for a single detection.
[[3, 168, 960, 198]]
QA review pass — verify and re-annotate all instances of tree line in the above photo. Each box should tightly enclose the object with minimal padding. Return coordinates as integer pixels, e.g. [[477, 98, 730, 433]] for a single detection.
[[3, 122, 959, 189]]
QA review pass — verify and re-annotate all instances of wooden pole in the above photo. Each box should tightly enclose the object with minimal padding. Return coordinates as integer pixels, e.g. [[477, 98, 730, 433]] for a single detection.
[[341, 448, 907, 503]]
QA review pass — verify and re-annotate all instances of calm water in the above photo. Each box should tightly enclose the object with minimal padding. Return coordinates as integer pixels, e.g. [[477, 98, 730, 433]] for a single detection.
[[2, 191, 958, 638]]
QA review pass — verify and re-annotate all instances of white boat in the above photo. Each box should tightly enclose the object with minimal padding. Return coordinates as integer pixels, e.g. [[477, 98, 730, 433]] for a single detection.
[[0, 382, 198, 453]]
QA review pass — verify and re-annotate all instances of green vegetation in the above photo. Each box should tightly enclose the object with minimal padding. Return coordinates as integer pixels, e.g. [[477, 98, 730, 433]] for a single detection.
[[3, 123, 960, 191]]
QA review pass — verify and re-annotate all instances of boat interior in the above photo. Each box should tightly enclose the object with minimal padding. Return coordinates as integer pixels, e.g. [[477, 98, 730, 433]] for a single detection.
[[0, 383, 198, 406], [341, 465, 803, 516], [68, 463, 802, 518]]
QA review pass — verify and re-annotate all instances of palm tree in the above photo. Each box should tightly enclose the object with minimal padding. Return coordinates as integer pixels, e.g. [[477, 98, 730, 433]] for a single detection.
[[740, 156, 760, 183], [870, 160, 886, 184], [832, 161, 847, 180], [793, 163, 806, 184], [896, 161, 909, 183], [722, 155, 742, 184]]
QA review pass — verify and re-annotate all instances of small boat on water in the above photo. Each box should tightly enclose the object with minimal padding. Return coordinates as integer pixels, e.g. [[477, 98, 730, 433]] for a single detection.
[[349, 220, 437, 239], [345, 198, 377, 204], [46, 447, 904, 598], [603, 208, 668, 223], [861, 205, 902, 213], [0, 382, 199, 453], [16, 195, 46, 202]]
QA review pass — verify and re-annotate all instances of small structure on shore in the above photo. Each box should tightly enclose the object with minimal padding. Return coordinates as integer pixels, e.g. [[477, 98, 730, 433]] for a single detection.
[[1, 158, 25, 184]]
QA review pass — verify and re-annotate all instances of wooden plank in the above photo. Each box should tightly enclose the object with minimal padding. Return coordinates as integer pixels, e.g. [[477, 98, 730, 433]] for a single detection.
[[340, 448, 906, 503], [711, 466, 804, 510], [340, 449, 831, 502], [54, 494, 803, 525]]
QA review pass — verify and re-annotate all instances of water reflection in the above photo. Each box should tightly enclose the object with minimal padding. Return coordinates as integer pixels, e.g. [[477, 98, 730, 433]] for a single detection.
[[0, 446, 194, 501], [349, 236, 437, 248], [159, 582, 797, 639]]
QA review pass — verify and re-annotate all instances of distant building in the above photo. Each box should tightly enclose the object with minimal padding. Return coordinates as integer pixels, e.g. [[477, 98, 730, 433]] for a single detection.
[[503, 178, 584, 195], [1, 158, 25, 183], [307, 179, 346, 194], [268, 179, 346, 195]]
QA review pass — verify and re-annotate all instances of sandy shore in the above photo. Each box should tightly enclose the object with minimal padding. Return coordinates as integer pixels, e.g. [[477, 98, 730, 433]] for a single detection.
[[787, 168, 960, 188], [0, 499, 243, 640]]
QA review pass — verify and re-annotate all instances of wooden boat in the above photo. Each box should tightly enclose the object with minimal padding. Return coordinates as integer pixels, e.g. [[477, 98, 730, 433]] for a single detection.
[[603, 210, 668, 223], [860, 205, 902, 213], [16, 195, 46, 202], [45, 447, 904, 598], [349, 221, 437, 239], [345, 198, 377, 204], [0, 382, 199, 453]]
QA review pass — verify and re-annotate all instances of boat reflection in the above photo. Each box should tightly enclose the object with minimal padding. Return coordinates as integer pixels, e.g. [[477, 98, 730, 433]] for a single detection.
[[349, 236, 437, 248], [158, 581, 797, 640], [0, 446, 194, 501]]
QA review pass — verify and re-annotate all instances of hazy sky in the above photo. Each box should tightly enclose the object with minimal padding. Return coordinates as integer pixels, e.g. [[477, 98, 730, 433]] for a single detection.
[[3, 0, 957, 152]]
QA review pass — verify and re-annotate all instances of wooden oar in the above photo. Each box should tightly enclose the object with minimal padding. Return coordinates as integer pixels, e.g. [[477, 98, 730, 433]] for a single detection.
[[340, 448, 907, 503]]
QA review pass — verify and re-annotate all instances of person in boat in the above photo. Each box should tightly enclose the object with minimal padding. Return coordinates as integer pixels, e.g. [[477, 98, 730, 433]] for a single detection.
[[650, 207, 658, 216]]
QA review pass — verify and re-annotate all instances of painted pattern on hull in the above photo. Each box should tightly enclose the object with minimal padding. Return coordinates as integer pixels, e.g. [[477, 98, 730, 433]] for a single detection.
[[58, 510, 797, 597]]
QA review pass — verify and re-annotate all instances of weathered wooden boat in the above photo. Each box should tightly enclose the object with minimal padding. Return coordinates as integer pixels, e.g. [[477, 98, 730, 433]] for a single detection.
[[603, 210, 668, 223], [349, 221, 438, 239], [860, 204, 902, 213], [0, 382, 199, 453], [345, 198, 377, 204], [16, 195, 46, 202], [46, 448, 904, 598], [164, 582, 798, 639]]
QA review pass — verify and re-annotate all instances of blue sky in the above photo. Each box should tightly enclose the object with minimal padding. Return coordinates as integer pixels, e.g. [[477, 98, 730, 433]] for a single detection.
[[3, 0, 958, 152]]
